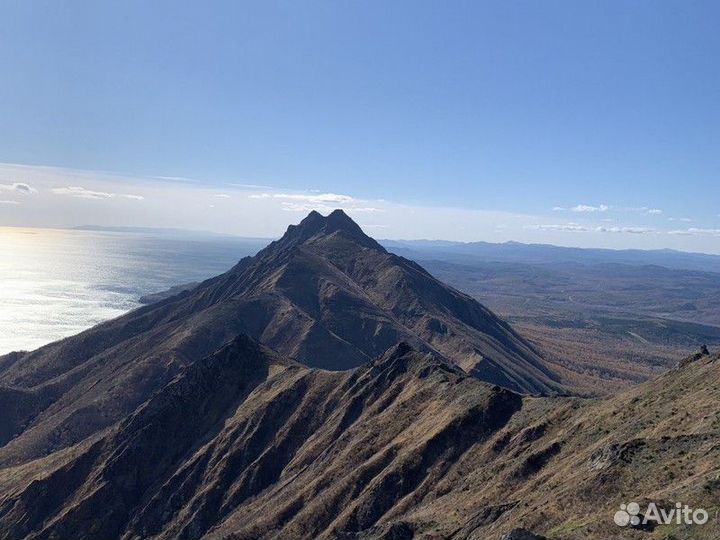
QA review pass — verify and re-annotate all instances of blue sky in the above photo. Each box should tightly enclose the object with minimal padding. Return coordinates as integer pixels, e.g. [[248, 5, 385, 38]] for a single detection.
[[0, 1, 719, 251]]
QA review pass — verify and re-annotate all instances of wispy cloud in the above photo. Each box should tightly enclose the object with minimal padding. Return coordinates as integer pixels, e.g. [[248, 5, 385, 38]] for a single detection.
[[227, 182, 276, 190], [279, 202, 382, 213], [530, 224, 656, 234], [247, 191, 382, 214], [669, 227, 720, 237], [1, 161, 718, 253], [571, 204, 609, 213], [554, 204, 662, 215], [619, 206, 663, 215], [596, 226, 655, 234], [531, 223, 589, 232], [52, 186, 145, 200], [249, 192, 355, 204], [0, 182, 37, 194]]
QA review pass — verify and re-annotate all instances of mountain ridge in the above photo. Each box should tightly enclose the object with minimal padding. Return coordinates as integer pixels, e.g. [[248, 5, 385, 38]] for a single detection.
[[1, 210, 562, 392], [0, 339, 717, 539], [0, 211, 566, 472]]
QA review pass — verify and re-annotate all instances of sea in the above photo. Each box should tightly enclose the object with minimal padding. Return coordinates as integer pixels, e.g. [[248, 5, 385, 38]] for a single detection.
[[0, 227, 268, 355]]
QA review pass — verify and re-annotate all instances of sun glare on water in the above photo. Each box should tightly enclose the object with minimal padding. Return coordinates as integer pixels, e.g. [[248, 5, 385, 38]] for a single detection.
[[0, 227, 139, 355]]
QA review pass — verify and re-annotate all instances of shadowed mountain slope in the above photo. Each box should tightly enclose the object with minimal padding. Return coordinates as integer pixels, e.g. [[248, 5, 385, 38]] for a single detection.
[[0, 340, 717, 540], [0, 338, 522, 539]]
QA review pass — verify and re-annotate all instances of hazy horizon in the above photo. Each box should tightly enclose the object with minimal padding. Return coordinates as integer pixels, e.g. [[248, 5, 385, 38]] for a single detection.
[[4, 217, 720, 258], [2, 161, 720, 254]]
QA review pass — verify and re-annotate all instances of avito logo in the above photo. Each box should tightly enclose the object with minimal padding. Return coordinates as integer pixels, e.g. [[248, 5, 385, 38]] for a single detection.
[[614, 501, 709, 527]]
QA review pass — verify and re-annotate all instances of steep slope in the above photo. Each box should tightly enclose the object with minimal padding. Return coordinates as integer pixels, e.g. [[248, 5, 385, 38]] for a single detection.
[[0, 342, 717, 540], [0, 211, 563, 469], [0, 339, 522, 539], [385, 348, 720, 540], [0, 210, 559, 394], [206, 347, 720, 540]]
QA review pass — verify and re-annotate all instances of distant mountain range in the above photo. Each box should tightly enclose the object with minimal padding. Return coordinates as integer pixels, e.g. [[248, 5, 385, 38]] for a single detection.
[[72, 225, 720, 274], [0, 211, 718, 539], [382, 239, 720, 274], [383, 239, 720, 394]]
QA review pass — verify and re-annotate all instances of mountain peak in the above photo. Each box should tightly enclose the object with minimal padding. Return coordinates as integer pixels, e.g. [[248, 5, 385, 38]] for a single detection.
[[324, 208, 366, 235], [326, 207, 352, 221], [298, 208, 359, 233], [271, 209, 385, 252], [299, 209, 325, 226]]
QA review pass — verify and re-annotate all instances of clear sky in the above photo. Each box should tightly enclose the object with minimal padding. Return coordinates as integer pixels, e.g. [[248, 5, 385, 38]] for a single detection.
[[1, 1, 719, 252]]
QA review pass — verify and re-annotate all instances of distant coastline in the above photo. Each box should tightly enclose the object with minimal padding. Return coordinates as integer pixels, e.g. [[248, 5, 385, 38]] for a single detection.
[[71, 224, 272, 241]]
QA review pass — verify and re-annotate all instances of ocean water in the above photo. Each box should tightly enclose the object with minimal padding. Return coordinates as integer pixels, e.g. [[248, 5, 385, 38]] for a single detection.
[[0, 227, 267, 355]]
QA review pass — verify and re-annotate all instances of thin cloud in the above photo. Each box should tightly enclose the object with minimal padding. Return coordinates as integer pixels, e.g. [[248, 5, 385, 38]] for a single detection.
[[530, 224, 656, 234], [248, 191, 382, 214], [571, 204, 609, 213], [556, 204, 662, 215], [0, 182, 37, 194], [227, 182, 277, 190], [596, 226, 655, 234], [669, 227, 720, 237], [531, 224, 589, 232], [279, 202, 382, 213], [249, 192, 355, 204], [622, 206, 664, 215], [214, 194, 231, 199], [52, 186, 145, 200], [0, 199, 20, 205]]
